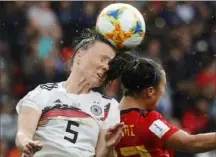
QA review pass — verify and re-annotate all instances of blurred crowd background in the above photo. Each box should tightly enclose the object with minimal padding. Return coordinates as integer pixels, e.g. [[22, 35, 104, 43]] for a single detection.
[[0, 1, 215, 157]]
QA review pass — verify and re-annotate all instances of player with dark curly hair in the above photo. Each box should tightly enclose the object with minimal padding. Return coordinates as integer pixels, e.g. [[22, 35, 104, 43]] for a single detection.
[[108, 55, 216, 157]]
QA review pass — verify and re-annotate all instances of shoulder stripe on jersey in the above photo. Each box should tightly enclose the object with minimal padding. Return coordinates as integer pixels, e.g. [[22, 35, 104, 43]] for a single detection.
[[41, 104, 80, 115], [40, 83, 58, 91]]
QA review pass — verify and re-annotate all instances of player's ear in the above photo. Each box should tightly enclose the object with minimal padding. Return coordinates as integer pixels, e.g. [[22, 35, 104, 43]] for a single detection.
[[145, 87, 156, 97], [76, 50, 85, 57], [74, 50, 85, 65]]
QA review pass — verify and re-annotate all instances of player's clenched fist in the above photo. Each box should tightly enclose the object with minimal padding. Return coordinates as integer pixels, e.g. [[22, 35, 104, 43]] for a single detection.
[[105, 122, 125, 147]]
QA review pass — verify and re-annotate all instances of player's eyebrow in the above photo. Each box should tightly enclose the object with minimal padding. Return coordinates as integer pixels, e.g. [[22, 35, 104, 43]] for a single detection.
[[103, 51, 115, 61], [107, 56, 114, 61], [102, 55, 113, 64]]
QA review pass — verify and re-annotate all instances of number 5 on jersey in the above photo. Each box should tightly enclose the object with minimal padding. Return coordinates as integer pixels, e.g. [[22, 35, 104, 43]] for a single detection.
[[64, 121, 79, 143]]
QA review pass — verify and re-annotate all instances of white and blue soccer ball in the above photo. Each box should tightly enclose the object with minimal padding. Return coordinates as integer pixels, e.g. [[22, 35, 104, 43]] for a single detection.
[[96, 3, 146, 49]]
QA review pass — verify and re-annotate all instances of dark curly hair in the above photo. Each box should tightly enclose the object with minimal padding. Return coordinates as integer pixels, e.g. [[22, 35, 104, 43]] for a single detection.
[[121, 58, 164, 96], [105, 52, 137, 82], [106, 55, 164, 97]]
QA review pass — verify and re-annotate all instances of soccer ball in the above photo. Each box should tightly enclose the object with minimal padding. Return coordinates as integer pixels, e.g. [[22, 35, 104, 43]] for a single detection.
[[96, 3, 146, 49]]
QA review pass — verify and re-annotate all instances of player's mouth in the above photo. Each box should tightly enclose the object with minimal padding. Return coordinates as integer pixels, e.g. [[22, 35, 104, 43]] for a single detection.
[[97, 73, 103, 79]]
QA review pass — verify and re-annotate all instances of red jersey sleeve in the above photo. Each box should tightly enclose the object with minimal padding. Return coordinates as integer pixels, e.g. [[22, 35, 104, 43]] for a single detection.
[[148, 111, 179, 148]]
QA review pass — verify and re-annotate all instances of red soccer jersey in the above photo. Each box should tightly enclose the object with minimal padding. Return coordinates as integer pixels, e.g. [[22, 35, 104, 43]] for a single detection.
[[115, 108, 179, 157]]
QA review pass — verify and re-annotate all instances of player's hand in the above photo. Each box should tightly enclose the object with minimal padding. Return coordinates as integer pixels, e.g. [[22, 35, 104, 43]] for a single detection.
[[105, 122, 125, 147], [21, 140, 42, 157]]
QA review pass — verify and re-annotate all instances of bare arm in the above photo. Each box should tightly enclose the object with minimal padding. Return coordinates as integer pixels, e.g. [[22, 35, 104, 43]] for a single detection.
[[166, 130, 216, 153], [16, 106, 41, 151], [96, 130, 115, 157], [96, 123, 124, 157]]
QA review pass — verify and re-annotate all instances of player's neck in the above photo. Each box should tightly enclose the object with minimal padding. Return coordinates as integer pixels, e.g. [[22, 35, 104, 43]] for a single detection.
[[64, 71, 91, 94], [120, 96, 151, 110]]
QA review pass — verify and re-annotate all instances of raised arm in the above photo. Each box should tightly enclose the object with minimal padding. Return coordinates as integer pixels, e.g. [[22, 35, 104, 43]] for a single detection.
[[16, 106, 42, 155], [96, 123, 124, 157], [96, 129, 114, 157], [96, 98, 123, 157], [166, 130, 216, 153], [147, 112, 216, 154], [15, 85, 45, 155]]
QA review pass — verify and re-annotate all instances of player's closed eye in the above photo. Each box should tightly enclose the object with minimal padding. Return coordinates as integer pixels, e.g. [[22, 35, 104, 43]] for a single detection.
[[101, 56, 111, 64]]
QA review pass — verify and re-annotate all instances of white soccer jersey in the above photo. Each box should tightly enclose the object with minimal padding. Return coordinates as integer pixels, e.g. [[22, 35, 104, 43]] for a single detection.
[[16, 82, 120, 157]]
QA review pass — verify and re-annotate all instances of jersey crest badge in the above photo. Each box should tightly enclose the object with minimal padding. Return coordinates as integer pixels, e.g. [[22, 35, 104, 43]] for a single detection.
[[90, 105, 102, 116]]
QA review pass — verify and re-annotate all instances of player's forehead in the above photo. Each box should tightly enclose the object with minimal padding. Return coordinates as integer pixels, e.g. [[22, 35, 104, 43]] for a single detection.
[[91, 41, 116, 59]]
